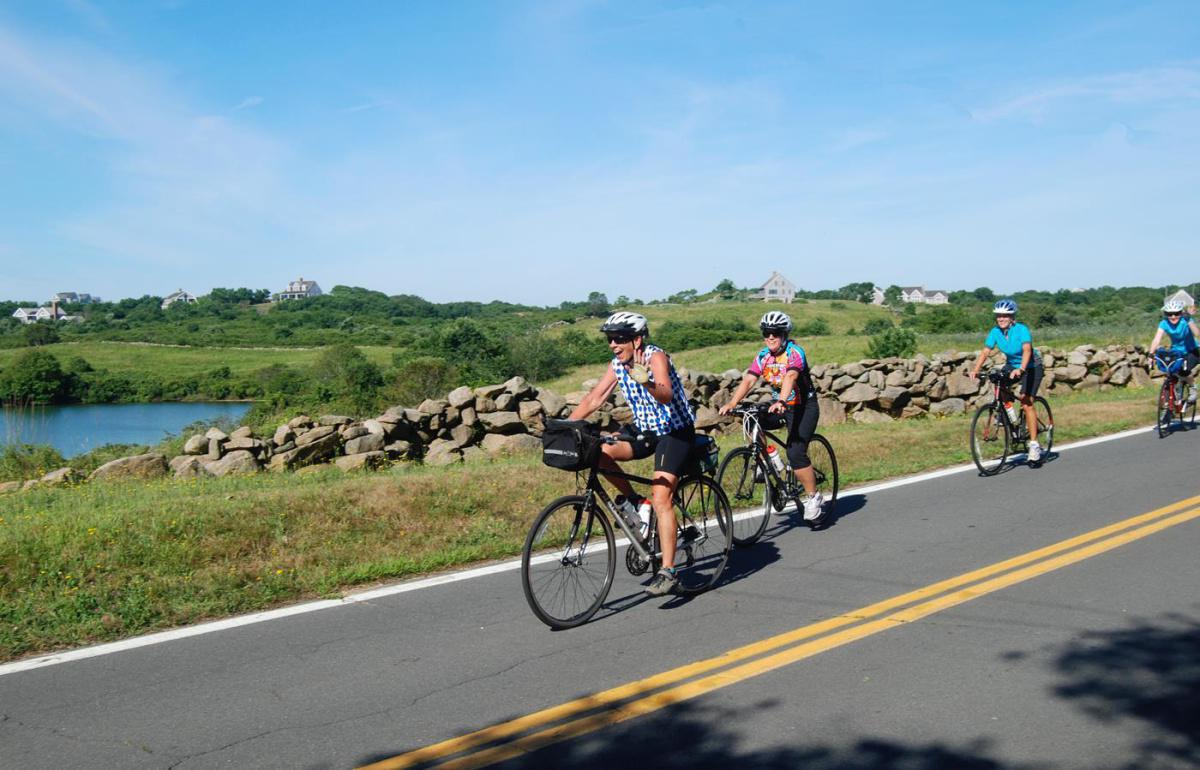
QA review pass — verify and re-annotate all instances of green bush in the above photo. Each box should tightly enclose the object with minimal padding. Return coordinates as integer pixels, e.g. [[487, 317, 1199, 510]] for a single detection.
[[867, 327, 918, 358], [0, 349, 72, 403], [862, 318, 893, 336], [392, 356, 460, 407], [0, 443, 67, 482], [795, 317, 831, 336], [508, 330, 567, 383]]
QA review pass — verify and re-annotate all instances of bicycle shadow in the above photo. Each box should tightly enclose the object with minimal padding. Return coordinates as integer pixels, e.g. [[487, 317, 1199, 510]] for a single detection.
[[977, 449, 1060, 476], [759, 492, 867, 538], [585, 541, 783, 621]]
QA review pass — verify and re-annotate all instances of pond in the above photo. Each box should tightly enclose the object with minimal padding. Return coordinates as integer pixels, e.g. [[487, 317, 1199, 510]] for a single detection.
[[0, 402, 253, 458]]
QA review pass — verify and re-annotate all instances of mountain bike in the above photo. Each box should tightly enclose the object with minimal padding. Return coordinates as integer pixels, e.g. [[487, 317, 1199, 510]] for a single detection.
[[522, 423, 732, 630], [1153, 348, 1196, 437], [969, 370, 1054, 475], [715, 403, 838, 546]]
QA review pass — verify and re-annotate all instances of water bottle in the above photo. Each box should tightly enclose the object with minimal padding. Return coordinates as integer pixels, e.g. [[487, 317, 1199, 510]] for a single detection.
[[614, 495, 641, 531], [766, 445, 786, 474], [636, 499, 653, 536], [1004, 402, 1018, 423]]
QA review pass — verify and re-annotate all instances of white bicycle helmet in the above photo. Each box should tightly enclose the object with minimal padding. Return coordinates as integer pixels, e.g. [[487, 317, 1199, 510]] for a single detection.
[[600, 311, 648, 336], [992, 299, 1018, 315], [759, 310, 792, 333], [1162, 299, 1186, 314]]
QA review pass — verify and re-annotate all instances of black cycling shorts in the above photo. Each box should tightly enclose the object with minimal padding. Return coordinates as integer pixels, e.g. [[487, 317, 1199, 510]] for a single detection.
[[1004, 363, 1044, 399], [618, 424, 696, 477], [761, 399, 821, 470]]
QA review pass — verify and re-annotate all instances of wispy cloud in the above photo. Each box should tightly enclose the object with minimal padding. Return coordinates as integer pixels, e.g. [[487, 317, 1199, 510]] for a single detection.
[[233, 95, 263, 111], [339, 100, 390, 114], [829, 127, 889, 153], [971, 62, 1200, 122]]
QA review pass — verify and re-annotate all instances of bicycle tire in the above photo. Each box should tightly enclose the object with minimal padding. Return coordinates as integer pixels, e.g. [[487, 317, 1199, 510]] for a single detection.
[[670, 475, 733, 595], [715, 446, 772, 547], [1032, 397, 1054, 454], [970, 404, 1009, 476], [807, 433, 839, 519], [1185, 390, 1197, 429], [521, 495, 615, 629], [1157, 380, 1173, 438]]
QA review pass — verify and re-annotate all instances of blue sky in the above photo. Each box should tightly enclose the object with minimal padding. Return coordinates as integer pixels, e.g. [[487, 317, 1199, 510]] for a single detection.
[[1, 1, 1198, 304]]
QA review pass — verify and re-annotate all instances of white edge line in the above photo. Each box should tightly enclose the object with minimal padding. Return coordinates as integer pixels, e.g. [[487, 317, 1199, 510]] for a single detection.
[[0, 423, 1156, 678]]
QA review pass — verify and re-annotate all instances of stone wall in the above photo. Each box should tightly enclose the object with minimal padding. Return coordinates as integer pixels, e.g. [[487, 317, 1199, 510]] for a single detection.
[[1, 344, 1158, 492]]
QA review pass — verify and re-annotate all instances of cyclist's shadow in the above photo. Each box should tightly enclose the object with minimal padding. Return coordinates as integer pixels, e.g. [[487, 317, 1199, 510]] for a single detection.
[[982, 449, 1060, 476], [592, 541, 783, 620]]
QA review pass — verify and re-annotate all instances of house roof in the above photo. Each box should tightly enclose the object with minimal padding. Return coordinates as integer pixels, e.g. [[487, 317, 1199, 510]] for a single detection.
[[901, 286, 924, 293], [926, 289, 948, 296], [759, 271, 795, 289]]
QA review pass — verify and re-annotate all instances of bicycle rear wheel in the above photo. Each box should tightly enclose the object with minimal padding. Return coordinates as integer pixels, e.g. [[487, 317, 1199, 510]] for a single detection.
[[1157, 381, 1174, 438], [715, 446, 771, 547], [970, 404, 1009, 475], [1185, 390, 1197, 429], [807, 434, 839, 517], [671, 476, 733, 595], [521, 495, 615, 629], [1033, 397, 1054, 453]]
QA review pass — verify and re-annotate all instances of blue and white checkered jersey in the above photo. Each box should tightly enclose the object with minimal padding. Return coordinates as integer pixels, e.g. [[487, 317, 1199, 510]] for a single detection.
[[612, 344, 695, 434]]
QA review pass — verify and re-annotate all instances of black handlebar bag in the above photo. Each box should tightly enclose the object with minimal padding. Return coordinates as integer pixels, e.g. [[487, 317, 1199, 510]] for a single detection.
[[541, 419, 602, 471]]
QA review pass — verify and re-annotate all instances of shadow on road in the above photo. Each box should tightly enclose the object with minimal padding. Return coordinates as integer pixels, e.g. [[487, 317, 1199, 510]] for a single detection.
[[1044, 610, 1200, 768], [356, 698, 1027, 770]]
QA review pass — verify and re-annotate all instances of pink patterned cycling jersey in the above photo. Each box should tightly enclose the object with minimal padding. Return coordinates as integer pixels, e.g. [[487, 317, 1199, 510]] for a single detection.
[[747, 341, 808, 406]]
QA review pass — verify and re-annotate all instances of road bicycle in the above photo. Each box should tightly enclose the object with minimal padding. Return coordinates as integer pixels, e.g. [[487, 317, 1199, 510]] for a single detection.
[[715, 403, 839, 546], [969, 370, 1054, 476], [522, 423, 733, 630], [1153, 348, 1196, 437]]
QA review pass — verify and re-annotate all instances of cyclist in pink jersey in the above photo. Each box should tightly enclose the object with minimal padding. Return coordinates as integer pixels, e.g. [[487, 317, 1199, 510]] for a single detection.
[[719, 311, 825, 524]]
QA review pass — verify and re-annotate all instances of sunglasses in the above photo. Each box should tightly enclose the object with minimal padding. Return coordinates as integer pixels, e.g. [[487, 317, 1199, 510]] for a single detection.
[[606, 334, 634, 344], [762, 330, 785, 339], [1167, 312, 1182, 317]]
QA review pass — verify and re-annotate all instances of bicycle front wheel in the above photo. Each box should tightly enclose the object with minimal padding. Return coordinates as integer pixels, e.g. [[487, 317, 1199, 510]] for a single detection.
[[1157, 381, 1174, 438], [715, 446, 772, 547], [521, 495, 615, 629], [671, 476, 733, 595], [807, 434, 839, 515], [970, 405, 1009, 475], [1033, 397, 1054, 453]]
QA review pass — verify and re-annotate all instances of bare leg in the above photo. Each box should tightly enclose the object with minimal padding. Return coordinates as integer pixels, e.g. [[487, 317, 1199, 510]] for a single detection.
[[597, 442, 637, 500], [1021, 394, 1038, 444], [650, 471, 680, 568], [793, 465, 816, 496]]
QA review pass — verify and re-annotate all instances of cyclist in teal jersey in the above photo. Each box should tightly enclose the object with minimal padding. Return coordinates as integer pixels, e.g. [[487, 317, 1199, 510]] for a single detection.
[[718, 311, 825, 523], [1147, 299, 1200, 403], [968, 299, 1045, 463]]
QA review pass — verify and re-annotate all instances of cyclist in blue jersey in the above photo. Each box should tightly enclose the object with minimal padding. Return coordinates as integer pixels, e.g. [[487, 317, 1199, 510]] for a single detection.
[[968, 299, 1045, 463], [718, 311, 825, 523], [568, 311, 696, 596], [1147, 299, 1200, 403]]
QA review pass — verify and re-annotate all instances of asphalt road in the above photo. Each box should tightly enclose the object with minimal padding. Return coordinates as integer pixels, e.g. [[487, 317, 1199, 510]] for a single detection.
[[3, 426, 1199, 770]]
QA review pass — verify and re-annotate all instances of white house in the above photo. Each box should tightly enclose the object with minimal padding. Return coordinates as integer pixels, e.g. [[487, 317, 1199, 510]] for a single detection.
[[748, 272, 797, 303], [13, 306, 68, 323], [1166, 289, 1195, 309], [275, 277, 323, 301], [49, 291, 98, 305], [899, 286, 949, 305], [161, 289, 198, 310], [870, 286, 886, 305]]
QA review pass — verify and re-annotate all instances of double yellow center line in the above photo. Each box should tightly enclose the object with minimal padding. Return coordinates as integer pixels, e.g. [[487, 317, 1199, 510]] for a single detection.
[[362, 494, 1200, 770]]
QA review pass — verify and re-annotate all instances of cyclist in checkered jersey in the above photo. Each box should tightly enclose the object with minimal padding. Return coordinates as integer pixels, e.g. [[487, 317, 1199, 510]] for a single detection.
[[568, 311, 696, 596], [718, 311, 825, 523]]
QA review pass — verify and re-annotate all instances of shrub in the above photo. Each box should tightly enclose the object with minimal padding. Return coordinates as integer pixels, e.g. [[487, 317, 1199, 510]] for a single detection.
[[795, 317, 831, 336], [862, 318, 894, 336], [508, 330, 567, 382], [867, 327, 918, 358], [0, 349, 71, 403], [0, 443, 67, 482], [392, 356, 460, 407]]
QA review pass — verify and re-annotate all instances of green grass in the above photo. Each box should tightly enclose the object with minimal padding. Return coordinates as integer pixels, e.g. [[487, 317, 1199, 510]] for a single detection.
[[0, 341, 396, 380], [0, 384, 1158, 662]]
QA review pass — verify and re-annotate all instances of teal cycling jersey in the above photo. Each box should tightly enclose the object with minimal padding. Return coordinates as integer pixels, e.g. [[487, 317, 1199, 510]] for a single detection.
[[1158, 317, 1197, 353], [985, 322, 1041, 369]]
